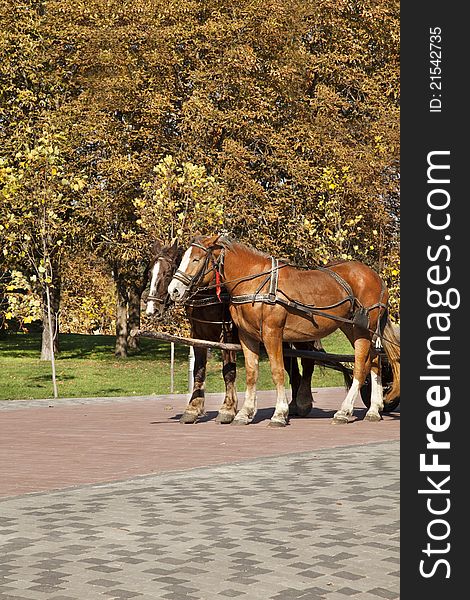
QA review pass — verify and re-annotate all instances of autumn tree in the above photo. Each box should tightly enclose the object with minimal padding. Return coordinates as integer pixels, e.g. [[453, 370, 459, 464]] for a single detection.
[[168, 0, 399, 312], [0, 0, 88, 360], [0, 270, 42, 332], [170, 0, 399, 261], [0, 127, 87, 363], [60, 254, 116, 335], [138, 155, 224, 243], [34, 0, 192, 355], [2, 0, 400, 345]]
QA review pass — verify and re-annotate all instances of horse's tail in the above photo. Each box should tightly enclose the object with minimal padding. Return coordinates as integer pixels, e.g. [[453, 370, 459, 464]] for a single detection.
[[381, 315, 400, 404]]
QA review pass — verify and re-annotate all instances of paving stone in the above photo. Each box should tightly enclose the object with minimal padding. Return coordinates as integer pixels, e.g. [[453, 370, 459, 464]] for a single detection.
[[367, 588, 399, 599], [0, 442, 398, 599], [336, 587, 361, 596]]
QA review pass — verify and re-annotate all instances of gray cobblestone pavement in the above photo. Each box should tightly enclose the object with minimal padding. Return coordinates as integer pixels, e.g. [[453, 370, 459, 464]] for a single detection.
[[0, 441, 399, 600]]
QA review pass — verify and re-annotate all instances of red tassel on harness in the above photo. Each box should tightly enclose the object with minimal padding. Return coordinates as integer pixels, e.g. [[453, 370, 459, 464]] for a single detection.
[[216, 270, 222, 302]]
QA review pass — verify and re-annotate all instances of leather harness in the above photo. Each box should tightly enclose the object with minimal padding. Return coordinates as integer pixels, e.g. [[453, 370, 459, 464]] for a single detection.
[[179, 242, 389, 336], [229, 256, 387, 332]]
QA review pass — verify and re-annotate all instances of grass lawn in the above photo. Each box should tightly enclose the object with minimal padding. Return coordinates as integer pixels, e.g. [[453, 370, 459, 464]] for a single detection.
[[0, 331, 353, 401]]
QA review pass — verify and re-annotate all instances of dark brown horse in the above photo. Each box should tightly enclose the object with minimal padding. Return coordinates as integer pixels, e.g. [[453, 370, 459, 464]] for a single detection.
[[168, 235, 400, 427], [145, 240, 320, 423]]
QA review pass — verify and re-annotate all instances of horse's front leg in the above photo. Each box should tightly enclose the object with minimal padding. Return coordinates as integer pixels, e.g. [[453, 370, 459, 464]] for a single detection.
[[216, 350, 239, 424], [180, 347, 207, 424], [232, 332, 259, 426], [333, 336, 371, 424], [264, 331, 290, 427]]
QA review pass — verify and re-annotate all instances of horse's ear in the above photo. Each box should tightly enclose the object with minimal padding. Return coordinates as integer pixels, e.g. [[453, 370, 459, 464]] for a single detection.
[[206, 234, 222, 248], [152, 240, 163, 256], [168, 238, 179, 258], [191, 230, 201, 244]]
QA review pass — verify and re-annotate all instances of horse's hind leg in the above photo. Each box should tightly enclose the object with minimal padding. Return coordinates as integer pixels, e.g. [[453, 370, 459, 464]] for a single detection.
[[333, 336, 371, 424], [232, 331, 260, 426], [180, 347, 207, 424], [296, 354, 315, 417], [284, 349, 301, 416], [364, 356, 384, 422], [285, 343, 314, 417], [216, 350, 239, 424]]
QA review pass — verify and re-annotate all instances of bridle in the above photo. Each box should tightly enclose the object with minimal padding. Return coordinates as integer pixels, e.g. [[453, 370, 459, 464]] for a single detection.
[[147, 292, 171, 310], [172, 242, 224, 301]]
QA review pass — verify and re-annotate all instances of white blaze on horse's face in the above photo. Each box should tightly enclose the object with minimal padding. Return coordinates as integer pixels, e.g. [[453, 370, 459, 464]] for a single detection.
[[168, 246, 193, 302], [146, 260, 161, 316]]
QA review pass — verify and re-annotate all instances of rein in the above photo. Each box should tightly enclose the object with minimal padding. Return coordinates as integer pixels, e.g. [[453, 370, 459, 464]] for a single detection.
[[187, 261, 291, 298]]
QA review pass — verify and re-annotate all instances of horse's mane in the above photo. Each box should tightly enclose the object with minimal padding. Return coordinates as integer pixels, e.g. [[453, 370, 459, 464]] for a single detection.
[[220, 236, 351, 269], [203, 234, 355, 272], [220, 235, 272, 259]]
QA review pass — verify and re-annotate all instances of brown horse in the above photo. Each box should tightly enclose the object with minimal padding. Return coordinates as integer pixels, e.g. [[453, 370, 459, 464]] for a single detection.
[[145, 240, 321, 423], [168, 235, 400, 427]]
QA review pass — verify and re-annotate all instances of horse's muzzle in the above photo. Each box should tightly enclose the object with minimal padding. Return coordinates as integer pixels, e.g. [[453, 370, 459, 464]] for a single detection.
[[146, 299, 167, 320], [169, 287, 187, 304]]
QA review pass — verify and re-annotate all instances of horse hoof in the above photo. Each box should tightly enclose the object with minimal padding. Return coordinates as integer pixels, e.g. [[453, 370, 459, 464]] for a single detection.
[[289, 406, 299, 417], [231, 415, 251, 426], [216, 412, 235, 424], [296, 407, 312, 418], [332, 414, 349, 425], [268, 419, 287, 428], [180, 412, 199, 424], [365, 412, 382, 422]]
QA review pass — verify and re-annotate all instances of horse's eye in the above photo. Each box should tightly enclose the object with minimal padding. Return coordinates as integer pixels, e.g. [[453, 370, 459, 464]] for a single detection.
[[192, 258, 200, 263]]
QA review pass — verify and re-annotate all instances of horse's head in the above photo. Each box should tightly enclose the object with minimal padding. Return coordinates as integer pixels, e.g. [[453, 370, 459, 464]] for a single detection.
[[168, 234, 223, 303], [145, 239, 181, 319]]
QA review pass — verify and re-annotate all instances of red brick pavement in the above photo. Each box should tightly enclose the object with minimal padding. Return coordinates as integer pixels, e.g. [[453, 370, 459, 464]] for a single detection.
[[0, 388, 399, 497]]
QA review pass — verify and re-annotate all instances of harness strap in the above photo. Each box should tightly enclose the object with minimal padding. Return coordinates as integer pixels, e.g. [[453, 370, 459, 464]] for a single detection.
[[316, 267, 356, 311], [179, 242, 398, 346], [188, 317, 229, 325], [185, 293, 230, 307], [368, 302, 389, 312], [232, 263, 355, 316], [231, 258, 280, 305], [173, 269, 193, 286], [275, 297, 356, 326], [147, 294, 167, 303], [230, 262, 385, 333]]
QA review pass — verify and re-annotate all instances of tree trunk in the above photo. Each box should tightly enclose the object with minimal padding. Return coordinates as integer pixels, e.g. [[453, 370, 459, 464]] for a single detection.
[[40, 275, 60, 361], [127, 283, 141, 351], [114, 275, 128, 358]]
